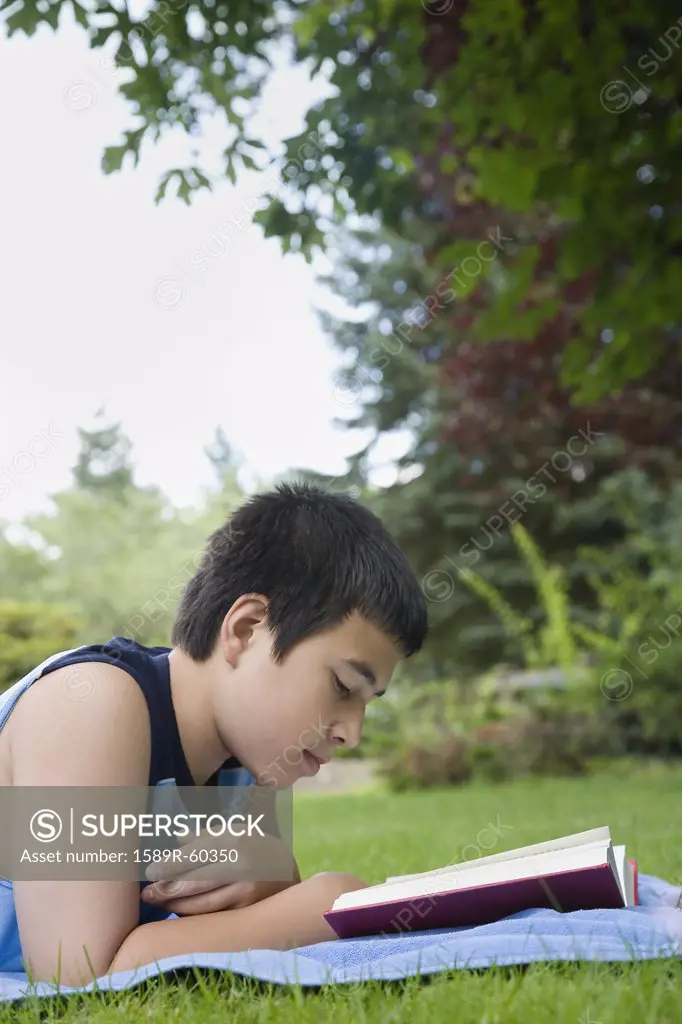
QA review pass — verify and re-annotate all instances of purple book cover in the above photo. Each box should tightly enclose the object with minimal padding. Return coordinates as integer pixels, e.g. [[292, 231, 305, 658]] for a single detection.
[[324, 860, 638, 939]]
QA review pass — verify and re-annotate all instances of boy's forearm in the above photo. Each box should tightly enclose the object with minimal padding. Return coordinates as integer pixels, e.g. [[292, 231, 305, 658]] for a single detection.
[[108, 870, 344, 976], [245, 862, 301, 903], [110, 861, 302, 974], [108, 907, 269, 974]]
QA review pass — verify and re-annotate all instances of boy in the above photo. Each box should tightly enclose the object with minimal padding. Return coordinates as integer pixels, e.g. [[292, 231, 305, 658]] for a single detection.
[[0, 483, 427, 986]]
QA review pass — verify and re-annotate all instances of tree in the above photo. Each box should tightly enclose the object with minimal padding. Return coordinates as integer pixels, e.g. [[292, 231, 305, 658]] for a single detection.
[[21, 468, 247, 647], [316, 222, 635, 676], [204, 426, 239, 485], [1, 415, 247, 647], [10, 0, 682, 677], [72, 407, 137, 499], [9, 0, 682, 395]]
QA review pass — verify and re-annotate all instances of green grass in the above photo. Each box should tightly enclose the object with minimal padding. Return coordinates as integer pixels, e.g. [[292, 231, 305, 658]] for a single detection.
[[4, 762, 682, 1022]]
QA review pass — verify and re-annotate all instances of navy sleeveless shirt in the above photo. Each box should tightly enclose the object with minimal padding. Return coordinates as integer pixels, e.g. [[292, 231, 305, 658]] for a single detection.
[[36, 636, 242, 787], [0, 636, 254, 942]]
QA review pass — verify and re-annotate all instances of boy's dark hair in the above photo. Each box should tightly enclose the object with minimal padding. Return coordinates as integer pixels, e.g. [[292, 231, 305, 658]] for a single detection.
[[171, 482, 428, 663]]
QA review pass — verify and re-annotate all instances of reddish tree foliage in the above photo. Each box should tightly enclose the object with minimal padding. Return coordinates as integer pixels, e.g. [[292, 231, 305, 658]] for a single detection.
[[412, 4, 682, 478]]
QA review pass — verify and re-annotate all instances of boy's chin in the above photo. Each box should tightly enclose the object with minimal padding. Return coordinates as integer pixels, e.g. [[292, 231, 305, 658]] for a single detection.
[[252, 758, 315, 788], [252, 765, 294, 788]]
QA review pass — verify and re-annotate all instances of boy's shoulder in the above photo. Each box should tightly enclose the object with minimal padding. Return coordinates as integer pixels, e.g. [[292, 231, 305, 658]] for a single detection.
[[47, 636, 171, 666], [16, 637, 171, 702], [98, 636, 171, 657]]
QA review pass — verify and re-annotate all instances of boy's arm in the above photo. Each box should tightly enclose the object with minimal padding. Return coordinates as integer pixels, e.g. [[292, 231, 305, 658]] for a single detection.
[[109, 867, 360, 974], [9, 663, 152, 987]]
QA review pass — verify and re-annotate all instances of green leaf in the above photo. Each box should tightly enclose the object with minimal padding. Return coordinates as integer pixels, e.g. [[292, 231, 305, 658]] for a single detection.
[[5, 3, 43, 37], [101, 144, 128, 175], [469, 145, 539, 211], [387, 148, 415, 173], [176, 173, 192, 206], [154, 170, 176, 205], [190, 168, 213, 192], [42, 0, 62, 31], [439, 153, 458, 174], [225, 156, 237, 185], [71, 0, 88, 29]]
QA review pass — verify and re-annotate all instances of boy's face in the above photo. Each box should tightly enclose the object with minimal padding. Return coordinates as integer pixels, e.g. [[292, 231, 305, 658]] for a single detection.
[[213, 601, 400, 788]]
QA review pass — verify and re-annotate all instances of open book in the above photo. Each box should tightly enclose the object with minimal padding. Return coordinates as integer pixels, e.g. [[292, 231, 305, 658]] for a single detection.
[[324, 826, 638, 939]]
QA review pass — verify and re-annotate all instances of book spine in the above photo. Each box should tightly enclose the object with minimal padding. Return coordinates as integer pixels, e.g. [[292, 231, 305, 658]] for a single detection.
[[629, 859, 638, 906]]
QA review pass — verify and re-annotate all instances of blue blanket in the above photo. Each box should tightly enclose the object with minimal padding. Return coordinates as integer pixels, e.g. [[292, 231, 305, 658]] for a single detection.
[[1, 873, 680, 1001]]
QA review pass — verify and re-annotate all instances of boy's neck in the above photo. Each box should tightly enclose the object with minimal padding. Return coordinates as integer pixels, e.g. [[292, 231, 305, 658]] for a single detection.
[[167, 646, 232, 785]]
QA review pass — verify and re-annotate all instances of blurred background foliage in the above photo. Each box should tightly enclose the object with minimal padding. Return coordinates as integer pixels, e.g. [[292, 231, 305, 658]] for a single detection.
[[4, 0, 682, 786]]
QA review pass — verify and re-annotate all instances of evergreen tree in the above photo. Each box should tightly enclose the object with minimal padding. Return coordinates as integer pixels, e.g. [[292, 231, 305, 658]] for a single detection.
[[318, 224, 630, 677], [204, 426, 239, 485], [72, 407, 136, 500]]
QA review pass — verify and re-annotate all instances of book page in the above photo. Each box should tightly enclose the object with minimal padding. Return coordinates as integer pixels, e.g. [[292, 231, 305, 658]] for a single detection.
[[612, 845, 634, 905], [333, 841, 613, 912], [384, 826, 612, 886]]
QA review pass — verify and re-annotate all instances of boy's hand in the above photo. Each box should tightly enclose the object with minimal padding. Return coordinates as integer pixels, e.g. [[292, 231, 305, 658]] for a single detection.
[[139, 828, 299, 914], [142, 827, 294, 882], [140, 877, 293, 915]]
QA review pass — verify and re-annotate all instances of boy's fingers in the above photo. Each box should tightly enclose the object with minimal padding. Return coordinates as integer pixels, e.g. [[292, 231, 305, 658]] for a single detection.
[[141, 878, 221, 901], [146, 859, 250, 888], [145, 856, 186, 882], [144, 852, 246, 884], [145, 856, 189, 883], [144, 832, 231, 881], [145, 884, 245, 916], [143, 828, 286, 882]]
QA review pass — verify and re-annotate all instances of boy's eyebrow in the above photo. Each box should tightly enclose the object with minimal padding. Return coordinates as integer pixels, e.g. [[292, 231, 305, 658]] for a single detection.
[[342, 659, 386, 697]]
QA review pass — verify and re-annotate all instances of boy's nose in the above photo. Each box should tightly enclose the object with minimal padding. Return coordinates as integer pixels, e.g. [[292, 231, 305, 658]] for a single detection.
[[332, 709, 364, 750]]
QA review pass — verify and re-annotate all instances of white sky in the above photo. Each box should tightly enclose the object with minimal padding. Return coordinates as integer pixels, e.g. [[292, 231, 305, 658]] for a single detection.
[[0, 10, 410, 524]]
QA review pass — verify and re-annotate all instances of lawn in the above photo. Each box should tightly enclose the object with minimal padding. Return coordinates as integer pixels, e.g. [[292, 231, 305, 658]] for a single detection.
[[4, 761, 682, 1022]]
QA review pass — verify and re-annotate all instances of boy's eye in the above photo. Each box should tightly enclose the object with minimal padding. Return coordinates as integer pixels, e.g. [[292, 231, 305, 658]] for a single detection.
[[333, 673, 352, 699]]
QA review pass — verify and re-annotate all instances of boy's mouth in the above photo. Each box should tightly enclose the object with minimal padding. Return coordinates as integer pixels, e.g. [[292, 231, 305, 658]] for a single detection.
[[301, 749, 329, 775]]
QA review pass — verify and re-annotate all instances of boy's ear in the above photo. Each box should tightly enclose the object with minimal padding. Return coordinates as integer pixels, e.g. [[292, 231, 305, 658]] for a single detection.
[[220, 594, 270, 666]]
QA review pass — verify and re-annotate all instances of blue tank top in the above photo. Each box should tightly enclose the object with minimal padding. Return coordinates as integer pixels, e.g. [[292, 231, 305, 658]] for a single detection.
[[0, 637, 255, 972]]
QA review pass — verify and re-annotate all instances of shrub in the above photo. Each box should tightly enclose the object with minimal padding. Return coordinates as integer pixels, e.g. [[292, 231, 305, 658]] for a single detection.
[[375, 732, 472, 791], [360, 680, 472, 790], [597, 640, 682, 757], [369, 676, 611, 791], [576, 469, 682, 757], [0, 601, 82, 691]]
